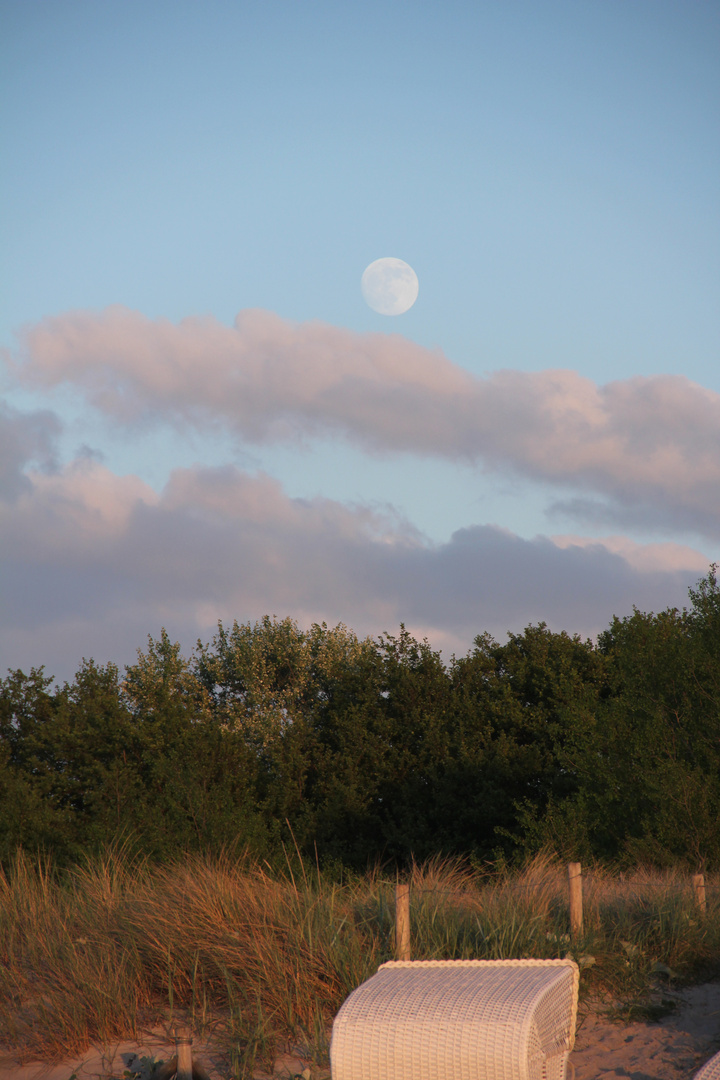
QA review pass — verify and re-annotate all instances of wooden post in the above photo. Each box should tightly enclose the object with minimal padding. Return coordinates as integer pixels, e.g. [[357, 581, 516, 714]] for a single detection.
[[152, 1058, 178, 1080], [175, 1027, 193, 1080], [568, 862, 583, 937], [395, 881, 411, 961], [692, 873, 707, 916]]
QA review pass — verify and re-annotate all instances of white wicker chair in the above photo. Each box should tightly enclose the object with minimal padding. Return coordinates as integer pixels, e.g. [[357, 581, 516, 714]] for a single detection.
[[696, 1051, 720, 1080], [331, 959, 579, 1080]]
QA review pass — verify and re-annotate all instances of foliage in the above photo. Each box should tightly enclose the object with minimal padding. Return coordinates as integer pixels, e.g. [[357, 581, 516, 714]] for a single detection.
[[521, 566, 720, 867], [1, 569, 719, 870]]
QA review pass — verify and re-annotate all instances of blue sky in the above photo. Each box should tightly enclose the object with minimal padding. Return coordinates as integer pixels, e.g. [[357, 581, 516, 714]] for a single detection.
[[1, 0, 719, 678]]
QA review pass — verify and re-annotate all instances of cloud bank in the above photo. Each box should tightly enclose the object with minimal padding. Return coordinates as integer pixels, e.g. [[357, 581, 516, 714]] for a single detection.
[[1, 404, 709, 682], [3, 308, 716, 680], [12, 306, 720, 538]]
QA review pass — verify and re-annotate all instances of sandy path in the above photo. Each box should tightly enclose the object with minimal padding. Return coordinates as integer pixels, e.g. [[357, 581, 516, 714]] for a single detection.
[[571, 982, 720, 1079], [1, 982, 718, 1079]]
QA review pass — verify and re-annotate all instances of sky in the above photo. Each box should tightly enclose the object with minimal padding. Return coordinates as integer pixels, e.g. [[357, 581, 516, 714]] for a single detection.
[[1, 0, 719, 682]]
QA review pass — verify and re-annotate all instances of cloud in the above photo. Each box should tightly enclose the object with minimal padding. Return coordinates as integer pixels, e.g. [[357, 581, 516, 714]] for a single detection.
[[551, 534, 710, 574], [11, 306, 720, 537], [1, 449, 709, 683], [0, 402, 61, 500]]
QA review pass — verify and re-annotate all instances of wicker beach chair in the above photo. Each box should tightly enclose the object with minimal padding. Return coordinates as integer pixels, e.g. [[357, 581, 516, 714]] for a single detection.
[[696, 1051, 720, 1080], [331, 959, 579, 1080]]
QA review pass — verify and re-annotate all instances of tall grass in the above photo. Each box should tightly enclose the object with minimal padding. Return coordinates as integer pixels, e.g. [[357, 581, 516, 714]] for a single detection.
[[0, 851, 717, 1074]]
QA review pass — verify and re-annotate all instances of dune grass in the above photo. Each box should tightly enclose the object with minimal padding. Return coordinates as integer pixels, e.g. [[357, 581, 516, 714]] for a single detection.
[[0, 850, 717, 1075]]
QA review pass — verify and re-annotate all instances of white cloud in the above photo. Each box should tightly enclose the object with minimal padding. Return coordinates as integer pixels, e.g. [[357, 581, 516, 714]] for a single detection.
[[11, 306, 720, 537]]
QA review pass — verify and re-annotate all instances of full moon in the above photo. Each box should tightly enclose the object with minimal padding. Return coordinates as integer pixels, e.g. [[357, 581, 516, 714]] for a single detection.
[[361, 257, 419, 315]]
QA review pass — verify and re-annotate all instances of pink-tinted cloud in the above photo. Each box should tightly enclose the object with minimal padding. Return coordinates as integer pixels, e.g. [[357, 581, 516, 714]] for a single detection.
[[1, 448, 709, 683], [551, 534, 710, 574], [11, 306, 720, 536]]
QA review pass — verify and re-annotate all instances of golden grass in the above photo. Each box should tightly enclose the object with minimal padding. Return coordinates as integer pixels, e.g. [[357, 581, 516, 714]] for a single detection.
[[0, 850, 717, 1074]]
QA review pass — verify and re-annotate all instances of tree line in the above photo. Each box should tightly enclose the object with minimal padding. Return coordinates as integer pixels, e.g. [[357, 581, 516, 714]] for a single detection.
[[2, 568, 719, 870]]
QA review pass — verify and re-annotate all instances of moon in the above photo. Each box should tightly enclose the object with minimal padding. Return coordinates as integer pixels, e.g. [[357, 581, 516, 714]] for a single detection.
[[361, 257, 419, 315]]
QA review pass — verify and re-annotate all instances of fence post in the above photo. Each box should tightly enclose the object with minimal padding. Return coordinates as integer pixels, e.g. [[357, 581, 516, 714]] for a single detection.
[[175, 1027, 193, 1080], [692, 873, 707, 916], [395, 881, 411, 961], [567, 862, 583, 937]]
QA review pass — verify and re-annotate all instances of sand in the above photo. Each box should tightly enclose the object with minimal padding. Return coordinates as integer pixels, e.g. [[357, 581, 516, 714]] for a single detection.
[[1, 982, 718, 1080], [571, 982, 720, 1079]]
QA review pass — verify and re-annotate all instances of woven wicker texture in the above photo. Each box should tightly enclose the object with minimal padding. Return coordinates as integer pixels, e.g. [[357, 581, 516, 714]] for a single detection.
[[696, 1051, 720, 1080], [331, 959, 579, 1080]]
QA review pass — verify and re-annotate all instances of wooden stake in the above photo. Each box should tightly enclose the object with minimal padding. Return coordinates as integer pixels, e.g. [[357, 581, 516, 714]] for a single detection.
[[568, 862, 583, 937], [175, 1027, 193, 1080], [153, 1058, 177, 1080], [395, 881, 411, 961], [692, 873, 707, 916]]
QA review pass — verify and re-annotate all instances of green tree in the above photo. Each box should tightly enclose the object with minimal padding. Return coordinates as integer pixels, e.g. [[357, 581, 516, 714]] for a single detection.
[[539, 568, 720, 867], [0, 667, 67, 861], [297, 625, 453, 868], [195, 617, 384, 864], [447, 624, 604, 862], [123, 630, 270, 859]]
